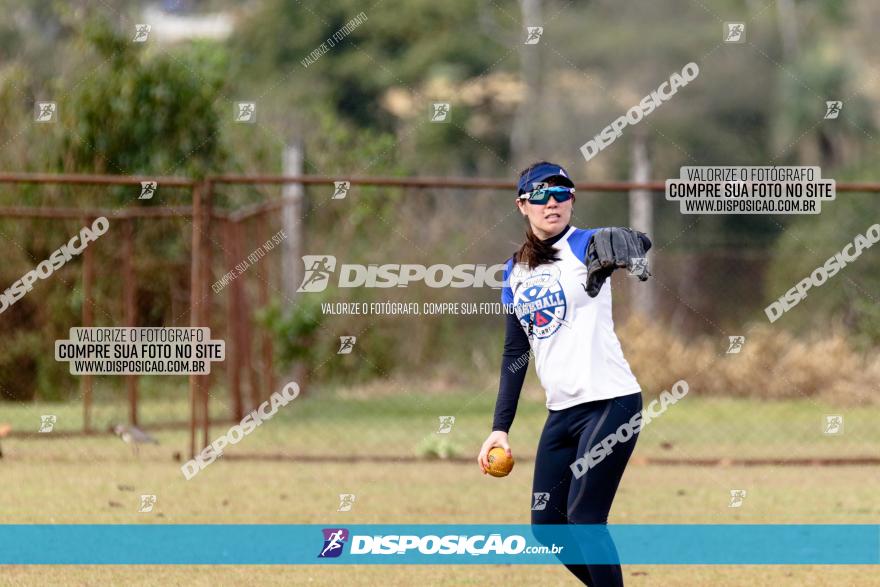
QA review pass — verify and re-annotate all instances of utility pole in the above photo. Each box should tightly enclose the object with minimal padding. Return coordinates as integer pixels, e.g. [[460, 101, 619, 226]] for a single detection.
[[282, 142, 304, 300], [628, 131, 655, 316], [511, 0, 542, 167]]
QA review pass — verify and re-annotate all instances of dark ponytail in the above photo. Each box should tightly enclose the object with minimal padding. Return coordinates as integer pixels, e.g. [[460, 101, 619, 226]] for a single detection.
[[515, 224, 560, 269], [513, 161, 563, 269]]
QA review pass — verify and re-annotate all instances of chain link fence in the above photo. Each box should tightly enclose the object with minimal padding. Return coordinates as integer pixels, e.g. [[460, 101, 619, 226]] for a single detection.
[[2, 174, 878, 467]]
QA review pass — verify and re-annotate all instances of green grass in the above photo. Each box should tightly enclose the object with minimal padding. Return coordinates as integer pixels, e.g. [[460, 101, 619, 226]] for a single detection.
[[4, 386, 877, 459], [2, 389, 878, 585]]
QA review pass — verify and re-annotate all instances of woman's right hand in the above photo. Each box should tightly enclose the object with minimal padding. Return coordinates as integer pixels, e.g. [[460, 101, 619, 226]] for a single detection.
[[477, 430, 512, 475]]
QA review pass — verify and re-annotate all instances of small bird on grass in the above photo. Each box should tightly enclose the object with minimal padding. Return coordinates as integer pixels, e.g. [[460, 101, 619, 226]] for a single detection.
[[112, 424, 159, 456]]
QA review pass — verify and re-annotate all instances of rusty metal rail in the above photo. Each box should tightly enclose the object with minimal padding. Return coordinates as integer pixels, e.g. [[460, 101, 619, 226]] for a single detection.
[[2, 171, 878, 457], [2, 171, 879, 191], [0, 172, 195, 187]]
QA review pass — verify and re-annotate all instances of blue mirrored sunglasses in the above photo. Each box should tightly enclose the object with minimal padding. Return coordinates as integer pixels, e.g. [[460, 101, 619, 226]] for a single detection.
[[519, 185, 575, 205]]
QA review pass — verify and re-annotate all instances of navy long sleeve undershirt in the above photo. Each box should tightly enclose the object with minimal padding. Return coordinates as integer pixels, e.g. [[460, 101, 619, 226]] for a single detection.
[[491, 311, 531, 433], [491, 225, 570, 433]]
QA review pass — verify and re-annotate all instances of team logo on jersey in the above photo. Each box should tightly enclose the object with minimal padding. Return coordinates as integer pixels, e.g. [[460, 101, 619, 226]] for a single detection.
[[512, 265, 568, 339]]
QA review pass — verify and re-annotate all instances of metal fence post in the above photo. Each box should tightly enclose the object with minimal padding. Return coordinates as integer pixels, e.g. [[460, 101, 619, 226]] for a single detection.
[[123, 218, 139, 426], [223, 218, 244, 421], [254, 211, 275, 399], [188, 183, 203, 459], [81, 216, 95, 434], [201, 180, 214, 450]]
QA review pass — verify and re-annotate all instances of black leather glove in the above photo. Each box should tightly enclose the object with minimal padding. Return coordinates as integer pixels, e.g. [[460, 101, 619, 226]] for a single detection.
[[585, 227, 652, 297]]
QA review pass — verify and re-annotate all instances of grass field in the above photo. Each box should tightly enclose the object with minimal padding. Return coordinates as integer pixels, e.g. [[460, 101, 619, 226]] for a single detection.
[[1, 386, 878, 585], [3, 384, 878, 459]]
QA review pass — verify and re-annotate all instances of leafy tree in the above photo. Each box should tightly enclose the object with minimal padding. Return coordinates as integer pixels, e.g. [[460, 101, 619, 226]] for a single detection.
[[61, 19, 227, 184]]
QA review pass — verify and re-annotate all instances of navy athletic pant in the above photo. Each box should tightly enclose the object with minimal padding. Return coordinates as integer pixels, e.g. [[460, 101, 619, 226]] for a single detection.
[[531, 392, 642, 586]]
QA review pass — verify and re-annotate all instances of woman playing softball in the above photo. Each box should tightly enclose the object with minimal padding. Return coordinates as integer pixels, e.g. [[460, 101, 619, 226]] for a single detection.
[[478, 161, 651, 586]]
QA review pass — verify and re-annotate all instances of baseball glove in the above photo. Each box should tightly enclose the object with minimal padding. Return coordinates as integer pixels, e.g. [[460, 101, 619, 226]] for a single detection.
[[585, 227, 652, 298]]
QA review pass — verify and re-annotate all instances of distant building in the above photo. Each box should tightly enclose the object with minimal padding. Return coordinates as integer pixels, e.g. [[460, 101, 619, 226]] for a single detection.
[[143, 4, 235, 43]]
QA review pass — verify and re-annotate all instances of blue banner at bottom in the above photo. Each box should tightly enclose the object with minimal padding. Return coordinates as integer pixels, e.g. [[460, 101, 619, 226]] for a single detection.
[[1, 525, 877, 564]]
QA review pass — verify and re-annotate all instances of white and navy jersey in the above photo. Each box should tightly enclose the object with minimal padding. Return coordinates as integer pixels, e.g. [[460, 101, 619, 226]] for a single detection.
[[497, 225, 641, 422]]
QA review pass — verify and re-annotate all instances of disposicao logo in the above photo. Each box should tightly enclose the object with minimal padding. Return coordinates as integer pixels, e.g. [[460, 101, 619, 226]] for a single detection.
[[318, 528, 349, 558], [296, 255, 505, 292]]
